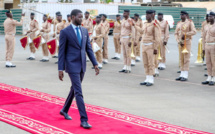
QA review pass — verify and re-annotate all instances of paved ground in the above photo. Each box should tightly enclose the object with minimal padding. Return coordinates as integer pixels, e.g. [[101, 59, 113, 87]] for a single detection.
[[0, 32, 215, 134]]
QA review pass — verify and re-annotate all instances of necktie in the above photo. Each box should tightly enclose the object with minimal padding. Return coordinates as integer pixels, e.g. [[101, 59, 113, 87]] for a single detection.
[[75, 27, 82, 46]]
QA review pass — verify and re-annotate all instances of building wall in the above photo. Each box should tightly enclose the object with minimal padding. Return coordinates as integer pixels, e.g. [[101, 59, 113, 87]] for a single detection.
[[0, 0, 4, 9], [13, 0, 20, 8]]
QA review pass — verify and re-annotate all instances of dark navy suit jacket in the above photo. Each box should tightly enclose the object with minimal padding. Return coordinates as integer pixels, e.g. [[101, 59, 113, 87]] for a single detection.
[[58, 25, 98, 73]]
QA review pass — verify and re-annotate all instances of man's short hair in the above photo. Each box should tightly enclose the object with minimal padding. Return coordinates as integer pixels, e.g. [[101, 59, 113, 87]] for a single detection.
[[96, 16, 101, 19], [116, 14, 121, 17], [158, 13, 163, 16], [30, 13, 35, 16], [134, 13, 139, 17], [124, 9, 130, 13], [71, 9, 82, 17], [85, 11, 90, 14], [67, 14, 70, 17]]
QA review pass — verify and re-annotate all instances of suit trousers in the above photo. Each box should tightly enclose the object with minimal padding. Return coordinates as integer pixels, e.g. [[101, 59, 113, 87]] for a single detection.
[[205, 44, 215, 76], [142, 44, 155, 75], [180, 40, 191, 71], [5, 35, 15, 61], [62, 72, 88, 122], [103, 35, 109, 59], [122, 38, 131, 66]]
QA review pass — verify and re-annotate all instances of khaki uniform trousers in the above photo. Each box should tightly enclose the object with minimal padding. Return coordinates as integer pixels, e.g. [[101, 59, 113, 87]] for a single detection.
[[5, 35, 15, 61], [121, 38, 131, 66], [142, 44, 155, 75], [113, 34, 121, 54], [205, 44, 215, 76], [103, 35, 109, 59], [95, 38, 103, 64], [29, 33, 36, 53], [159, 40, 166, 63], [180, 40, 191, 71], [42, 34, 49, 57]]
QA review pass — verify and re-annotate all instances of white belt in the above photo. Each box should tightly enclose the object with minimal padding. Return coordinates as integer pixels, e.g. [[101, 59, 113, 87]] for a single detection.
[[122, 36, 130, 39], [113, 33, 120, 35], [206, 43, 215, 45], [6, 33, 15, 36], [142, 42, 153, 46]]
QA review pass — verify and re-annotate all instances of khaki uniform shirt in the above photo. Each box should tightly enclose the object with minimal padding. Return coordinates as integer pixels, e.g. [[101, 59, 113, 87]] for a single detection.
[[134, 19, 143, 41], [202, 23, 215, 50], [40, 20, 51, 41], [121, 18, 135, 40], [102, 20, 110, 35], [158, 20, 169, 42], [174, 19, 197, 43], [4, 17, 24, 35], [135, 20, 161, 50], [65, 21, 71, 28], [82, 18, 93, 34], [92, 22, 105, 40], [29, 19, 39, 39]]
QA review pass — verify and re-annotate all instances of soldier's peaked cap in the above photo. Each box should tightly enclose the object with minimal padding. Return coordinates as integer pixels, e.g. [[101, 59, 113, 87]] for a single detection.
[[158, 13, 163, 15], [124, 9, 130, 12], [30, 13, 35, 15], [209, 12, 215, 16], [56, 11, 61, 15], [146, 10, 154, 14], [181, 11, 188, 15], [134, 13, 139, 17]]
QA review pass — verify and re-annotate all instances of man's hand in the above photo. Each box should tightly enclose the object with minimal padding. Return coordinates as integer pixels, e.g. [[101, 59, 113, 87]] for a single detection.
[[40, 29, 44, 32], [180, 43, 184, 47], [128, 42, 132, 47], [163, 42, 167, 45], [134, 42, 137, 46], [202, 50, 205, 56], [94, 37, 97, 40], [94, 65, 100, 75], [21, 13, 25, 16], [128, 19, 134, 26], [57, 32, 60, 34], [139, 37, 142, 41], [182, 35, 185, 40], [154, 49, 158, 55], [59, 71, 64, 81], [53, 33, 56, 38]]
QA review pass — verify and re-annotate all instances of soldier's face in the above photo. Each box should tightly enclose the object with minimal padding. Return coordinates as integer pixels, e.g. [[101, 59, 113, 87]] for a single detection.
[[73, 13, 83, 25], [123, 12, 129, 18], [85, 13, 89, 18], [134, 16, 138, 21], [180, 14, 186, 20], [57, 16, 62, 21], [30, 15, 34, 20], [67, 16, 71, 22], [43, 16, 47, 21], [208, 15, 214, 22], [146, 13, 152, 21], [158, 15, 163, 20], [116, 16, 121, 21], [96, 18, 101, 23]]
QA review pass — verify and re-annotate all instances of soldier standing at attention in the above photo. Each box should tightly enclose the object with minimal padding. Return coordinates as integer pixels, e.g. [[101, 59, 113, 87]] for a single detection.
[[134, 10, 161, 86], [39, 14, 51, 62], [65, 14, 71, 28], [119, 9, 135, 73], [175, 11, 196, 81], [101, 14, 110, 64], [112, 14, 121, 60], [52, 11, 61, 58], [26, 13, 39, 60], [202, 12, 215, 86], [157, 12, 169, 70], [4, 10, 25, 68], [82, 11, 93, 36]]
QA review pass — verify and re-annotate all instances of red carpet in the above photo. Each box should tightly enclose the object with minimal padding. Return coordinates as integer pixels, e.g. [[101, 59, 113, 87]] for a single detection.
[[0, 83, 212, 134]]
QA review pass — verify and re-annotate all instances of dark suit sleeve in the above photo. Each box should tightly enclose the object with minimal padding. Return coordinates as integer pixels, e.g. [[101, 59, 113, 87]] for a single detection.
[[58, 30, 67, 71], [85, 30, 98, 66]]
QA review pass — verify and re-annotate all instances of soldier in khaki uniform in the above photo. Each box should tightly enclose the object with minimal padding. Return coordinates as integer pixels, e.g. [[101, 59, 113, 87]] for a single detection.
[[82, 11, 93, 36], [53, 13, 65, 64], [157, 13, 169, 70], [26, 13, 39, 60], [119, 9, 135, 73], [112, 14, 121, 60], [134, 10, 161, 86], [52, 11, 61, 58], [202, 12, 215, 86], [91, 16, 105, 69], [131, 13, 143, 66], [65, 14, 71, 28], [4, 10, 25, 68], [101, 14, 110, 64], [175, 11, 197, 81], [39, 14, 51, 62]]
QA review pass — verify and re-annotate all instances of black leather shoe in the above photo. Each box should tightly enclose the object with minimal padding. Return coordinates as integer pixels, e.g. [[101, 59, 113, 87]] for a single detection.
[[160, 67, 165, 70], [116, 57, 120, 60], [55, 61, 58, 64], [203, 64, 206, 66], [81, 121, 92, 129], [175, 77, 182, 81], [204, 74, 208, 77], [5, 65, 16, 68], [40, 59, 49, 62], [209, 81, 214, 86], [131, 64, 135, 67], [86, 59, 90, 62], [180, 77, 188, 81], [136, 60, 140, 62], [111, 57, 117, 59], [177, 71, 181, 73], [146, 83, 153, 86], [140, 82, 147, 85], [103, 61, 108, 64], [204, 68, 207, 70], [158, 67, 161, 70], [202, 81, 209, 85], [124, 70, 131, 73], [60, 110, 72, 120], [153, 74, 159, 77], [27, 57, 35, 60], [119, 70, 126, 73], [52, 56, 58, 58], [98, 67, 102, 69]]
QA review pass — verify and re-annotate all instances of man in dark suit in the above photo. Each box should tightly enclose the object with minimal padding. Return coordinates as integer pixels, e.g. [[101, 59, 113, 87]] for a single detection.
[[58, 9, 99, 129]]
